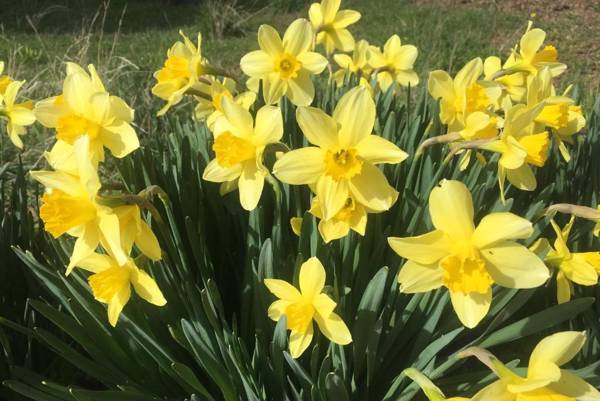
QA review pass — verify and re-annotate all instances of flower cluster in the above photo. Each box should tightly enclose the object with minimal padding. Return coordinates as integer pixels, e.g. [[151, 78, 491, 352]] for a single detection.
[[30, 63, 166, 326]]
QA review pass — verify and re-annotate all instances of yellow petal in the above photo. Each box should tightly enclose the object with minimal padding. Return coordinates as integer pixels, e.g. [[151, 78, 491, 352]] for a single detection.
[[286, 71, 315, 107], [450, 288, 491, 328], [480, 241, 549, 288], [67, 226, 100, 274], [253, 105, 283, 145], [263, 74, 287, 105], [473, 212, 533, 248], [316, 174, 349, 220], [289, 322, 313, 358], [397, 260, 444, 293], [321, 0, 341, 22], [333, 86, 375, 148], [136, 221, 162, 261], [131, 267, 167, 306], [107, 285, 131, 327], [454, 58, 483, 92], [76, 252, 113, 273], [30, 170, 82, 196], [428, 70, 454, 101], [296, 106, 339, 149], [314, 311, 352, 345], [529, 331, 585, 375], [349, 203, 367, 235], [470, 381, 513, 401], [355, 135, 408, 165], [348, 162, 397, 212], [556, 271, 572, 304], [238, 160, 264, 211], [299, 257, 326, 298], [101, 122, 140, 158], [296, 52, 328, 74], [561, 254, 598, 286], [258, 24, 283, 56], [308, 3, 323, 27], [333, 9, 361, 29], [264, 279, 302, 302], [548, 370, 600, 399], [98, 213, 128, 266], [520, 28, 545, 60], [203, 159, 243, 182], [318, 218, 351, 243], [240, 50, 273, 77], [388, 230, 451, 265], [268, 299, 291, 321], [221, 96, 254, 138], [283, 19, 313, 56], [428, 179, 474, 238], [273, 147, 325, 185]]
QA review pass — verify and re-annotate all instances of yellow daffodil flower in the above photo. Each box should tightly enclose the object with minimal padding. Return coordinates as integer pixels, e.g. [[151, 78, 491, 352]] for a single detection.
[[465, 332, 600, 401], [114, 204, 162, 262], [483, 56, 526, 103], [31, 136, 127, 273], [35, 63, 139, 164], [388, 180, 549, 328], [527, 68, 585, 162], [482, 103, 549, 198], [504, 24, 566, 78], [194, 78, 256, 131], [332, 39, 375, 85], [309, 195, 367, 243], [0, 61, 13, 95], [202, 96, 283, 210], [273, 87, 407, 220], [403, 368, 469, 401], [368, 35, 419, 92], [538, 217, 599, 304], [308, 0, 361, 54], [76, 250, 166, 327], [152, 31, 219, 116], [456, 112, 498, 141], [428, 58, 501, 132], [264, 257, 352, 358], [240, 19, 328, 106], [0, 80, 35, 149]]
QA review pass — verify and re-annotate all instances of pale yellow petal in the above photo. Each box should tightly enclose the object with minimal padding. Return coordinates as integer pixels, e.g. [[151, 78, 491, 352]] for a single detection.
[[454, 58, 483, 92], [263, 73, 287, 105], [273, 147, 325, 185], [101, 122, 140, 158], [107, 285, 131, 327], [268, 299, 291, 321], [333, 86, 375, 148], [238, 160, 265, 211], [299, 257, 326, 298], [348, 162, 397, 212], [289, 322, 313, 358], [548, 370, 600, 400], [283, 19, 313, 56], [428, 179, 474, 237], [253, 105, 283, 145], [258, 24, 283, 56], [66, 226, 100, 274], [397, 260, 444, 293], [428, 70, 454, 100], [450, 288, 491, 328], [76, 252, 113, 273], [296, 106, 339, 149], [308, 3, 323, 27], [264, 279, 302, 302], [505, 163, 537, 192], [530, 331, 585, 374], [556, 271, 572, 304], [240, 50, 274, 77], [473, 212, 533, 248], [203, 159, 243, 182], [355, 135, 408, 165], [388, 230, 451, 264], [332, 9, 361, 29], [318, 218, 351, 243], [131, 267, 167, 306], [286, 71, 315, 107], [136, 221, 162, 261], [520, 28, 545, 60], [481, 241, 549, 288], [297, 52, 328, 74], [314, 311, 352, 345], [316, 174, 349, 220]]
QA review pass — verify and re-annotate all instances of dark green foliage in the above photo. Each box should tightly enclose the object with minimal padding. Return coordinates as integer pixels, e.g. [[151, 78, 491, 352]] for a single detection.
[[1, 83, 600, 400]]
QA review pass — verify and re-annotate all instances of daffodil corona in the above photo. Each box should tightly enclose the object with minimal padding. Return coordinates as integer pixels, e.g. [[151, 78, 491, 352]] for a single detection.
[[240, 19, 328, 106], [273, 86, 407, 220], [388, 180, 549, 328], [264, 257, 352, 358], [202, 97, 283, 210]]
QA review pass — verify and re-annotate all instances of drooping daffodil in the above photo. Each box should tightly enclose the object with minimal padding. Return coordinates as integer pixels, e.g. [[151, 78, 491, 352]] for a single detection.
[[202, 96, 283, 210], [388, 179, 549, 328], [368, 35, 419, 92], [308, 0, 361, 54], [35, 63, 139, 164], [463, 332, 600, 401], [240, 19, 328, 106], [273, 86, 407, 220], [264, 257, 352, 358]]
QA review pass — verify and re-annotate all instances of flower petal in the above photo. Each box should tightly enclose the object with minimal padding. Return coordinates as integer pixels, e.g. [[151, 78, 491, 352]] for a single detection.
[[397, 260, 444, 293], [203, 159, 243, 182], [299, 257, 326, 298], [67, 226, 100, 274], [283, 19, 313, 56], [258, 24, 283, 56], [238, 160, 265, 211], [454, 58, 483, 92], [450, 288, 491, 328], [480, 241, 549, 288], [136, 221, 162, 261], [356, 135, 408, 164], [297, 52, 328, 74], [263, 74, 287, 105], [101, 122, 140, 158], [314, 311, 352, 345], [473, 212, 533, 249], [286, 71, 315, 107], [506, 164, 537, 191], [333, 86, 375, 148], [240, 50, 274, 77], [428, 179, 474, 238], [107, 285, 131, 327], [296, 106, 339, 149], [264, 279, 302, 302], [76, 252, 113, 273], [316, 174, 349, 220], [253, 105, 283, 145], [273, 147, 325, 185], [333, 9, 361, 28], [268, 299, 291, 321], [131, 267, 167, 306], [348, 162, 398, 212], [530, 331, 585, 374], [289, 322, 313, 358], [561, 254, 599, 286], [548, 370, 600, 400], [221, 96, 254, 138], [388, 230, 451, 265]]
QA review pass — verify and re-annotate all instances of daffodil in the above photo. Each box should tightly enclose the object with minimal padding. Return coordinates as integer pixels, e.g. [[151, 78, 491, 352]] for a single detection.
[[194, 78, 256, 131], [482, 103, 549, 198], [35, 63, 139, 164], [368, 35, 419, 92], [428, 58, 501, 132], [202, 96, 283, 210], [0, 80, 35, 149], [114, 204, 162, 262], [152, 31, 220, 115], [527, 68, 585, 162], [456, 112, 498, 141], [76, 249, 166, 327], [403, 368, 469, 401], [464, 332, 600, 401], [0, 61, 14, 95], [388, 179, 549, 328], [332, 39, 374, 85], [264, 257, 352, 358], [273, 87, 407, 220], [240, 19, 328, 106], [483, 56, 526, 103], [538, 217, 599, 304], [308, 0, 361, 54], [309, 195, 367, 243], [31, 136, 127, 273], [504, 24, 566, 78]]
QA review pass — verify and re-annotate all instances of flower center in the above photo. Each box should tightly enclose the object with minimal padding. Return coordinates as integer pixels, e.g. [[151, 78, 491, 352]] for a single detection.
[[441, 241, 492, 294], [533, 45, 559, 64], [275, 53, 302, 80], [285, 300, 314, 333], [39, 190, 97, 238], [88, 265, 131, 303], [324, 149, 363, 180], [536, 103, 570, 129], [520, 132, 549, 167], [157, 55, 191, 82], [213, 132, 256, 168], [56, 114, 102, 143], [464, 83, 490, 114]]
